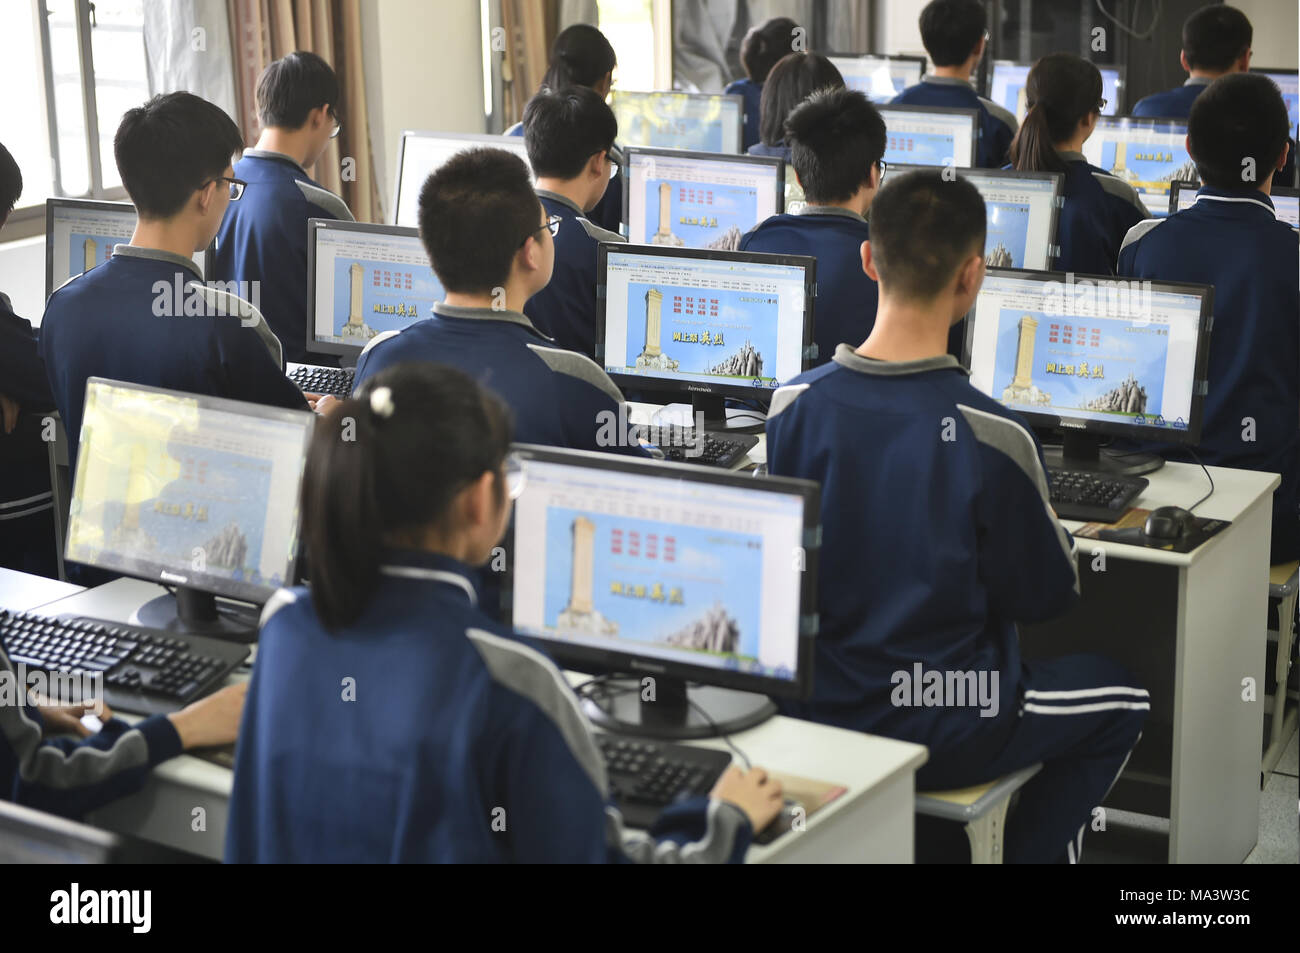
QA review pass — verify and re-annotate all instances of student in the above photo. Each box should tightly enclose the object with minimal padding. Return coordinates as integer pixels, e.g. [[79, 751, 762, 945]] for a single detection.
[[890, 0, 1018, 169], [748, 53, 844, 162], [211, 51, 354, 366], [766, 169, 1148, 864], [227, 362, 782, 862], [740, 88, 885, 366], [520, 85, 625, 359], [1008, 53, 1149, 276], [725, 16, 800, 153], [355, 147, 639, 457], [40, 92, 310, 485], [507, 25, 623, 235], [0, 142, 56, 576], [1119, 73, 1299, 562]]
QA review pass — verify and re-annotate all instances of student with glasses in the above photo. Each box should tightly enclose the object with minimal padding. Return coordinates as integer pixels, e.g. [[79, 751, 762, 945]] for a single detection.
[[212, 50, 355, 366]]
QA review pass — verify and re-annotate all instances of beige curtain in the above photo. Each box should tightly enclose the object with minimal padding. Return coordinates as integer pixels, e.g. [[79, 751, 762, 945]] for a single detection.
[[227, 0, 380, 223], [499, 0, 560, 125]]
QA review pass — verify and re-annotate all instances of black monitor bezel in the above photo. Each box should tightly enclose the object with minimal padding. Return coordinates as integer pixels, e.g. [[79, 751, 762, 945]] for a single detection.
[[1169, 180, 1300, 222], [876, 103, 981, 168], [595, 242, 817, 403], [608, 90, 747, 155], [986, 59, 1126, 116], [390, 130, 531, 227], [66, 377, 315, 606], [501, 443, 820, 701], [963, 266, 1214, 447]]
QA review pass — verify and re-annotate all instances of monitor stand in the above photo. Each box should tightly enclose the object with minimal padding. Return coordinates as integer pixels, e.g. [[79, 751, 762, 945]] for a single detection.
[[580, 676, 777, 740], [135, 587, 260, 643], [655, 396, 766, 433], [1042, 431, 1165, 477]]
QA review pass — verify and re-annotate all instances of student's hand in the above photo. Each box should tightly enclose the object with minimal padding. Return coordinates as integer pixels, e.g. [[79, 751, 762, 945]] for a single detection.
[[710, 764, 784, 832], [166, 682, 248, 750], [311, 394, 340, 416], [33, 696, 114, 737], [0, 393, 19, 434], [303, 391, 324, 411]]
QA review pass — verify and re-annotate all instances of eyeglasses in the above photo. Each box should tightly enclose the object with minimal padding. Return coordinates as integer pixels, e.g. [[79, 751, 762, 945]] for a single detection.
[[876, 158, 888, 183], [329, 107, 341, 139], [210, 176, 247, 200], [520, 214, 562, 248], [1097, 98, 1108, 113], [607, 146, 623, 180], [503, 454, 526, 500]]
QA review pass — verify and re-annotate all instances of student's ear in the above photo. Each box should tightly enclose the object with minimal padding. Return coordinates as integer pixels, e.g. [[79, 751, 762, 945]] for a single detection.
[[586, 150, 606, 181], [1277, 140, 1290, 173], [462, 470, 497, 532], [860, 240, 879, 281], [1179, 50, 1191, 74], [954, 253, 985, 302]]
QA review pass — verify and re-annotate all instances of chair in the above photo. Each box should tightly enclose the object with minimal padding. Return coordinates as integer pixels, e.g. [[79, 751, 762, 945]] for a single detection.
[[916, 763, 1041, 864], [1262, 561, 1299, 777], [44, 412, 70, 581]]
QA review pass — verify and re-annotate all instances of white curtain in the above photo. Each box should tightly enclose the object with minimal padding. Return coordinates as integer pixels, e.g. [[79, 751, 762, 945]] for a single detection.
[[142, 0, 240, 123]]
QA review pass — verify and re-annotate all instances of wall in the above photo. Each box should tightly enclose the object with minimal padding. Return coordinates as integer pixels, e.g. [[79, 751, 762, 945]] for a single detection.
[[0, 236, 46, 325], [1233, 0, 1299, 69]]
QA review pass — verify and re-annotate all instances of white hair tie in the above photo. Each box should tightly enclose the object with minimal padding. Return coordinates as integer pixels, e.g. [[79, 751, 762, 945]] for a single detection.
[[369, 386, 396, 419]]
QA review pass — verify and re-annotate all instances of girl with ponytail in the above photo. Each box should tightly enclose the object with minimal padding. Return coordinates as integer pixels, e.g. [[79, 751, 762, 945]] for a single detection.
[[1009, 53, 1150, 275], [228, 362, 781, 863]]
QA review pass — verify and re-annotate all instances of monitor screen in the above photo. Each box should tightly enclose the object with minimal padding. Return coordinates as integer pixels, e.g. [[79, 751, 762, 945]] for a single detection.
[[1081, 116, 1197, 216], [609, 91, 744, 154], [828, 55, 925, 103], [623, 148, 783, 250], [967, 269, 1211, 444], [878, 105, 978, 168], [506, 446, 815, 696], [1169, 181, 1299, 229], [1252, 68, 1299, 138], [65, 378, 314, 604], [989, 61, 1122, 121], [597, 245, 813, 399], [783, 163, 806, 213], [392, 132, 530, 227], [307, 219, 443, 357]]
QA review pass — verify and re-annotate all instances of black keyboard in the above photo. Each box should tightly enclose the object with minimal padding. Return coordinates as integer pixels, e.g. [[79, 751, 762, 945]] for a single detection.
[[597, 732, 732, 829], [287, 363, 354, 398], [0, 611, 249, 716], [1048, 468, 1149, 523], [629, 425, 759, 469]]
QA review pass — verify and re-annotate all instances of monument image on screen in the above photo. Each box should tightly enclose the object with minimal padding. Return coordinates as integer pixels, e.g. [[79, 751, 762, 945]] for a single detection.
[[640, 179, 759, 250], [984, 202, 1032, 268], [329, 256, 441, 342], [68, 233, 120, 276], [628, 283, 774, 382]]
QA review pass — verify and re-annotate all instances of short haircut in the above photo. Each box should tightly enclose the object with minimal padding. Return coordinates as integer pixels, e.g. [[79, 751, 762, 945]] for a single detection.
[[740, 16, 800, 83], [113, 92, 244, 220], [919, 0, 987, 68], [542, 24, 617, 90], [523, 85, 617, 180], [417, 147, 542, 294], [1183, 5, 1252, 73], [786, 88, 886, 204], [256, 51, 340, 129], [758, 53, 845, 148], [870, 169, 986, 301], [1189, 73, 1290, 190], [0, 141, 21, 219]]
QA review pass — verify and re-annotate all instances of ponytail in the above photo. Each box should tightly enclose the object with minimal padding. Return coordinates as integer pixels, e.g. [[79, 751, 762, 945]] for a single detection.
[[1009, 53, 1103, 175], [1010, 102, 1068, 174]]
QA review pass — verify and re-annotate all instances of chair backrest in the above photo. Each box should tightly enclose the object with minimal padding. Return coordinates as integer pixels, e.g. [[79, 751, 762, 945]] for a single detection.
[[44, 412, 70, 581]]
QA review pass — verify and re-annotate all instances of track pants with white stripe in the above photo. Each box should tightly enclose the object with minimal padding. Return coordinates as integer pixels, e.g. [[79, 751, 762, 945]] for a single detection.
[[915, 653, 1149, 864]]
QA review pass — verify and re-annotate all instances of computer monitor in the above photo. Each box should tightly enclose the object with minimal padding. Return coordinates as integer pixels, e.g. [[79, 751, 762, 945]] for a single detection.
[[877, 104, 979, 168], [622, 147, 783, 250], [1081, 116, 1197, 216], [596, 244, 816, 425], [890, 165, 1063, 269], [966, 268, 1213, 475], [0, 799, 123, 863], [504, 443, 819, 738], [45, 198, 212, 299], [988, 60, 1123, 121], [827, 54, 927, 103], [1251, 68, 1299, 139], [1169, 180, 1299, 229], [783, 164, 806, 212], [391, 131, 531, 228], [65, 378, 315, 640], [306, 218, 444, 360], [609, 90, 745, 154]]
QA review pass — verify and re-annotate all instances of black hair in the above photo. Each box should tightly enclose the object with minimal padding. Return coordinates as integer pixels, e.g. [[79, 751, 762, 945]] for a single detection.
[[113, 92, 245, 220], [0, 141, 21, 221], [758, 53, 845, 148], [1189, 73, 1289, 190], [541, 24, 617, 90], [417, 147, 543, 294], [870, 169, 986, 301], [256, 50, 340, 129], [523, 85, 618, 179], [303, 362, 513, 630], [1009, 53, 1102, 175], [740, 17, 801, 83], [919, 0, 987, 68], [1183, 5, 1252, 73], [785, 88, 886, 204]]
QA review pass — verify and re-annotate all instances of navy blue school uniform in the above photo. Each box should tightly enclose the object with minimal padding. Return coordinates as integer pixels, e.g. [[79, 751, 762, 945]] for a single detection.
[[739, 206, 876, 364], [1049, 149, 1150, 275], [508, 123, 625, 234], [1118, 187, 1300, 561], [355, 301, 643, 456], [523, 189, 626, 358], [747, 141, 791, 163], [724, 77, 763, 153], [226, 550, 752, 863], [891, 75, 1019, 169], [212, 149, 354, 365], [766, 346, 1148, 862], [39, 246, 309, 479], [0, 293, 56, 576]]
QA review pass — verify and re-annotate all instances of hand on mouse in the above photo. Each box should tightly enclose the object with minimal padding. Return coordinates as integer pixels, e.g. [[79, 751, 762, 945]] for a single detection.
[[710, 764, 784, 832]]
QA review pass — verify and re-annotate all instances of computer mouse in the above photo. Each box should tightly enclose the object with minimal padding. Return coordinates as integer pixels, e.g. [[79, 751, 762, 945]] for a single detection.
[[1144, 505, 1196, 540]]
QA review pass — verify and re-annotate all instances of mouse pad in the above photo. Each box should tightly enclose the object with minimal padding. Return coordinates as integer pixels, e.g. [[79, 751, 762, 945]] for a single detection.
[[751, 771, 848, 845], [1073, 508, 1230, 553]]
